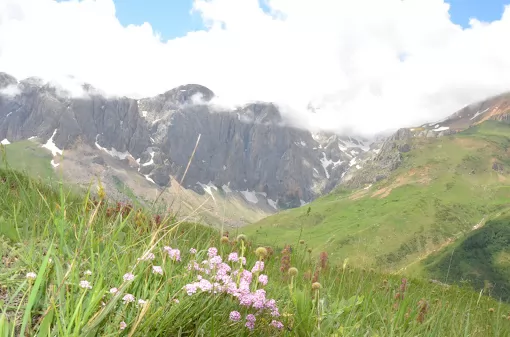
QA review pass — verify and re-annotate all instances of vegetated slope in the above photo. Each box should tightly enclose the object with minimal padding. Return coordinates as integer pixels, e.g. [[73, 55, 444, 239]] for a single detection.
[[1, 167, 510, 336], [243, 120, 510, 272], [0, 140, 271, 228], [418, 212, 510, 302]]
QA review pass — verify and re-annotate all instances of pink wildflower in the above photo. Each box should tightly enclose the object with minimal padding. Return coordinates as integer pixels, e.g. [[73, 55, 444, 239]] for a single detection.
[[109, 287, 118, 294], [229, 311, 241, 321], [251, 261, 264, 273], [228, 252, 239, 262], [190, 248, 197, 254], [79, 280, 92, 289], [164, 246, 181, 261], [122, 294, 135, 304], [270, 320, 284, 329], [184, 283, 198, 295], [123, 273, 135, 281], [258, 274, 268, 286], [152, 266, 163, 275], [245, 314, 256, 330], [208, 247, 218, 258], [120, 321, 127, 330]]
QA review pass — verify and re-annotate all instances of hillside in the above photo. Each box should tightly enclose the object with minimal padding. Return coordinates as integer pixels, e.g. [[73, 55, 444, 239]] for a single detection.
[[243, 120, 510, 272], [417, 213, 510, 302], [1, 167, 510, 336]]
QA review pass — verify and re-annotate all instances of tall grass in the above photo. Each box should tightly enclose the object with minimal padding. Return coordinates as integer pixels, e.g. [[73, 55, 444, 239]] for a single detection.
[[1, 166, 510, 336]]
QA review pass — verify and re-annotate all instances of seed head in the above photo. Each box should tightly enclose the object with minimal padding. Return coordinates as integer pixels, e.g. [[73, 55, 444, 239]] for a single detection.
[[220, 236, 230, 244], [288, 267, 298, 277], [312, 282, 321, 290], [307, 248, 312, 253], [299, 240, 305, 244], [236, 234, 247, 242], [255, 247, 268, 258]]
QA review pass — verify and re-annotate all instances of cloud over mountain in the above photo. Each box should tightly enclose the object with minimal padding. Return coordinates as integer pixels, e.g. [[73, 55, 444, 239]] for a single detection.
[[1, 0, 510, 136]]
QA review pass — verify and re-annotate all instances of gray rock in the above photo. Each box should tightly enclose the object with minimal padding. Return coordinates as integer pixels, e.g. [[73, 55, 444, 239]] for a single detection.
[[92, 156, 105, 166]]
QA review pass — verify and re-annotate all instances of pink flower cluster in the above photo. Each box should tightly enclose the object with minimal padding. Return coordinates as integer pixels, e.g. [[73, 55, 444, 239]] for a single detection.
[[183, 247, 283, 331], [164, 246, 181, 261]]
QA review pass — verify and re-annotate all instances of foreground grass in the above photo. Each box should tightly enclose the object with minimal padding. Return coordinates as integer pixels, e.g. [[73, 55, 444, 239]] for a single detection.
[[1, 167, 510, 336]]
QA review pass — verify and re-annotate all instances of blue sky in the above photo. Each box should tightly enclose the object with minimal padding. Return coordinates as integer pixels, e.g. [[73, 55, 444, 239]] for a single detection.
[[112, 0, 509, 40]]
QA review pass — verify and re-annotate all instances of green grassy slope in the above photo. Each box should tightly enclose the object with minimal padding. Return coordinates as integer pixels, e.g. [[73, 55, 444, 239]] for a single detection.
[[1, 167, 510, 336], [418, 212, 510, 302], [243, 120, 510, 272], [1, 140, 56, 180]]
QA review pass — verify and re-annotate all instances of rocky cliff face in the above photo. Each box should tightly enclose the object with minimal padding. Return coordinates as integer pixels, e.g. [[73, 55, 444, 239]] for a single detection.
[[0, 73, 371, 210]]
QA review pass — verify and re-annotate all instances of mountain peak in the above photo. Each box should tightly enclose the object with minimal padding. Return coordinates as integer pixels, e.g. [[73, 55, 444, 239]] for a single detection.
[[162, 84, 215, 105], [0, 72, 17, 89]]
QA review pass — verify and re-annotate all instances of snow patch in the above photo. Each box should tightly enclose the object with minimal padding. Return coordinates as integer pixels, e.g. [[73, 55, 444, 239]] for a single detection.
[[51, 159, 59, 168], [300, 199, 308, 206], [142, 110, 148, 117], [144, 174, 155, 184], [372, 149, 381, 154], [356, 164, 362, 169], [42, 129, 63, 156], [198, 182, 216, 201], [364, 184, 372, 190], [470, 108, 490, 120], [432, 126, 450, 132], [349, 157, 357, 167], [267, 198, 278, 210], [95, 135, 132, 160], [241, 190, 258, 204], [222, 184, 232, 193], [320, 152, 343, 179], [142, 150, 155, 166], [1, 139, 10, 145]]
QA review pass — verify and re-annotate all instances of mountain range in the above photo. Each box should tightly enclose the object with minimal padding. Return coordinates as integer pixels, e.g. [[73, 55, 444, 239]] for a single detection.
[[1, 71, 509, 227]]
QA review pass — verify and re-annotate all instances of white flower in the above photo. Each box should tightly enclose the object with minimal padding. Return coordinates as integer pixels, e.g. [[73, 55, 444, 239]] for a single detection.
[[26, 272, 37, 280], [152, 266, 163, 275], [138, 299, 147, 306], [123, 293, 135, 304], [173, 299, 180, 304], [84, 270, 92, 276], [79, 280, 92, 289], [109, 287, 118, 294], [123, 273, 135, 281], [120, 321, 127, 330]]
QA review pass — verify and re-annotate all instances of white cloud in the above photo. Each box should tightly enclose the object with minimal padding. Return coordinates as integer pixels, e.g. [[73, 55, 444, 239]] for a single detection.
[[1, 0, 510, 136], [0, 84, 20, 97]]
